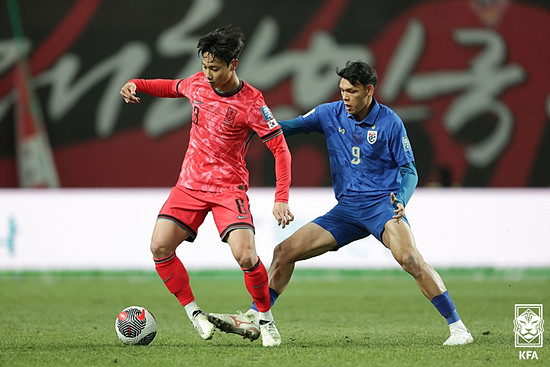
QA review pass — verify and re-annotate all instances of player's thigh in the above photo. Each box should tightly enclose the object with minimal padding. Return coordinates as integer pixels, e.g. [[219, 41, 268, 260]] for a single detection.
[[158, 186, 210, 242], [225, 227, 258, 266], [151, 218, 191, 255], [382, 219, 419, 261], [276, 222, 338, 262]]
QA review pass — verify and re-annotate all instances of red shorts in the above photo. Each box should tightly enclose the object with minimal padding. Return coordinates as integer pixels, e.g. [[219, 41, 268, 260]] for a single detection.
[[158, 185, 255, 242]]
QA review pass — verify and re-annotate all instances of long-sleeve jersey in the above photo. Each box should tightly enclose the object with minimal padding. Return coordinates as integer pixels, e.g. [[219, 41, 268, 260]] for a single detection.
[[279, 99, 416, 204], [130, 72, 291, 202]]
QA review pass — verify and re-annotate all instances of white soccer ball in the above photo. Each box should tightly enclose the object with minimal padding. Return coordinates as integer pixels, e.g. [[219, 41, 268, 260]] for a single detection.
[[115, 306, 157, 345]]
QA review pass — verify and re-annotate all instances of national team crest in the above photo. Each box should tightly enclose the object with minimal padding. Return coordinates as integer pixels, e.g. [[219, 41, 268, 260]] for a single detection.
[[224, 107, 237, 126], [367, 130, 378, 144], [514, 304, 544, 348]]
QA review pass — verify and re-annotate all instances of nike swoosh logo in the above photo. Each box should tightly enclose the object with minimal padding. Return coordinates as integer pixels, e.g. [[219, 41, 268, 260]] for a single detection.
[[193, 100, 202, 104], [137, 308, 146, 321], [238, 215, 249, 219]]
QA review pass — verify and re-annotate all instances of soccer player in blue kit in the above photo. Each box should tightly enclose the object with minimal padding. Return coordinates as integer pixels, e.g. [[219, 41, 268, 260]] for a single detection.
[[208, 61, 473, 346]]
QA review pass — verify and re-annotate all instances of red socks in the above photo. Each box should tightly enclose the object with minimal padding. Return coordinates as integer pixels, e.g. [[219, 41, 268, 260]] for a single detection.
[[155, 253, 270, 313], [154, 253, 194, 306], [242, 259, 270, 312]]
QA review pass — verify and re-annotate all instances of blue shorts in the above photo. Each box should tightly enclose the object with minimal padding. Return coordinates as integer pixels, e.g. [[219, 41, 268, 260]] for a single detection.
[[312, 194, 409, 250]]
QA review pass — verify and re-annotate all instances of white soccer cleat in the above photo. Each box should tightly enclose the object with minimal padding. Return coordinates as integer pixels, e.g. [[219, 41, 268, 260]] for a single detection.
[[443, 329, 474, 345], [244, 309, 260, 324], [191, 311, 215, 340], [207, 311, 260, 341], [260, 320, 281, 347]]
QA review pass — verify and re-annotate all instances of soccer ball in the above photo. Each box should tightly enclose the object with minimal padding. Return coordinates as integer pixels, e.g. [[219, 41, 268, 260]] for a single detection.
[[115, 306, 157, 345]]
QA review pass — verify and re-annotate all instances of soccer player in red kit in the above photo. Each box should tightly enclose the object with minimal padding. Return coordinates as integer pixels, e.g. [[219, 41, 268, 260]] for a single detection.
[[120, 25, 294, 347]]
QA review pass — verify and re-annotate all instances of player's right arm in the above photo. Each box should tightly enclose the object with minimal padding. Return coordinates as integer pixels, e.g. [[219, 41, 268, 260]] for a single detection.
[[279, 118, 306, 136], [120, 82, 140, 104], [120, 79, 184, 103], [279, 105, 326, 136]]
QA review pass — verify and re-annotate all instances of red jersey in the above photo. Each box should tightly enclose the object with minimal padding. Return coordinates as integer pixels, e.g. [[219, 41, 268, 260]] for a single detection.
[[130, 72, 291, 202]]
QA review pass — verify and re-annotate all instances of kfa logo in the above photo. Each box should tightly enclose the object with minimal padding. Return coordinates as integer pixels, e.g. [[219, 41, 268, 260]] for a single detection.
[[224, 107, 237, 126], [514, 304, 544, 360], [519, 351, 539, 360]]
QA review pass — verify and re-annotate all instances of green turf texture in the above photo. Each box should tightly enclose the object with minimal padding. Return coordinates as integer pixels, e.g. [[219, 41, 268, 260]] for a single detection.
[[1, 269, 548, 366]]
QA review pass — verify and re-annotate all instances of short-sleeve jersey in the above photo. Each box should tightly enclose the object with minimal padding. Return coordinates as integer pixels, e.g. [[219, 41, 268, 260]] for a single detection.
[[295, 99, 414, 199], [132, 72, 285, 194]]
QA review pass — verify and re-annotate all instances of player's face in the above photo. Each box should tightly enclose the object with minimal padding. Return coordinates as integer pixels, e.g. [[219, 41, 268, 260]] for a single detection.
[[201, 52, 238, 92], [339, 78, 373, 120]]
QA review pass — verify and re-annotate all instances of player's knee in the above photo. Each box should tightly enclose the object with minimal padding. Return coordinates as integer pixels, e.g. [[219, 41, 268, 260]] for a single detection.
[[399, 253, 424, 277], [272, 241, 292, 264], [233, 248, 257, 269], [272, 243, 283, 262], [237, 254, 257, 269], [150, 240, 172, 259]]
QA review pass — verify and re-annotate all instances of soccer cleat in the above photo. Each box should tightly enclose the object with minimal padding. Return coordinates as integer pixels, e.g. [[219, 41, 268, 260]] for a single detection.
[[259, 320, 281, 347], [191, 311, 215, 340], [207, 311, 260, 341], [243, 309, 260, 324], [443, 329, 474, 345]]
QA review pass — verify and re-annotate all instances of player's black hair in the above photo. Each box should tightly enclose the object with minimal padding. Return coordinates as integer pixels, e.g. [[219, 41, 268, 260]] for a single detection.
[[197, 25, 245, 66], [336, 61, 378, 88]]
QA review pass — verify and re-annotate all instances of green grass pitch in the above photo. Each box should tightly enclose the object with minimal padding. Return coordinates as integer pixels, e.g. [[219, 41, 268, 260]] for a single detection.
[[1, 269, 548, 366]]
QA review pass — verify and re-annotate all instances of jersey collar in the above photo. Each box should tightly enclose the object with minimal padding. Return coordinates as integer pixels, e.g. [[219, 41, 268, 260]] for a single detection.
[[347, 98, 380, 127], [214, 80, 244, 97]]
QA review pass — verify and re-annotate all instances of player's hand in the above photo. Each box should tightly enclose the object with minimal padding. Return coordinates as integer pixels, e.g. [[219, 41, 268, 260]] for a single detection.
[[390, 192, 404, 223], [120, 82, 140, 104], [272, 202, 294, 229]]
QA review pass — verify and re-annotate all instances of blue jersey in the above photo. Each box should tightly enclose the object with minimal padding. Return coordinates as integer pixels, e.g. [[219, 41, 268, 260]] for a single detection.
[[285, 99, 415, 200]]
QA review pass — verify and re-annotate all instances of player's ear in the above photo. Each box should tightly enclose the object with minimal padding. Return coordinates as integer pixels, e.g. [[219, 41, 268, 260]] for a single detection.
[[366, 84, 375, 97], [230, 59, 239, 71]]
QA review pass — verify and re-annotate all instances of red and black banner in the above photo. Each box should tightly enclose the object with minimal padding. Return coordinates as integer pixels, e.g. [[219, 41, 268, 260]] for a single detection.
[[0, 0, 548, 187]]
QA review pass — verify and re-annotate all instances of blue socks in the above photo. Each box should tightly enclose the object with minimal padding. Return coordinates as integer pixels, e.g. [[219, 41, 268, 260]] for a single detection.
[[251, 287, 279, 312], [431, 291, 460, 324], [251, 288, 461, 326]]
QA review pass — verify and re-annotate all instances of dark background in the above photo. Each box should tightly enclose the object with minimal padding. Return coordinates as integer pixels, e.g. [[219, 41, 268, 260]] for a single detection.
[[1, 0, 549, 188]]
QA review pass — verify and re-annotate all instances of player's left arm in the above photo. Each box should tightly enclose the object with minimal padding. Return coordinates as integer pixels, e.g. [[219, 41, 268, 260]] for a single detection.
[[253, 99, 295, 227], [263, 132, 295, 228], [388, 115, 417, 221], [391, 161, 418, 221]]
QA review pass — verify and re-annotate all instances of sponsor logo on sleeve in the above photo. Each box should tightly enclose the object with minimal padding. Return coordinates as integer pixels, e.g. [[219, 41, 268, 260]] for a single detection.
[[260, 106, 278, 129], [402, 136, 412, 151]]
